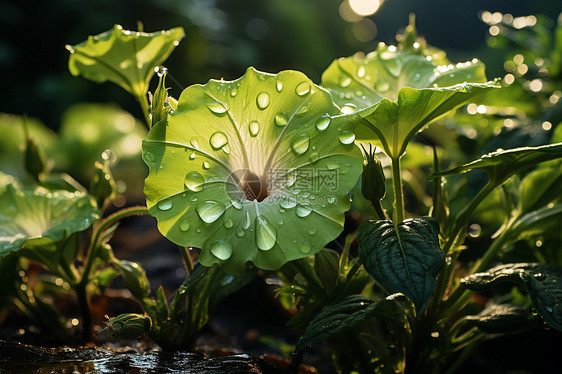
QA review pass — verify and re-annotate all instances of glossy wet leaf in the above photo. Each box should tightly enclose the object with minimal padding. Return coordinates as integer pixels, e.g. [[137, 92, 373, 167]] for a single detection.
[[358, 217, 444, 313], [321, 44, 498, 159], [143, 67, 363, 274], [433, 143, 562, 186], [508, 204, 562, 242], [462, 263, 562, 331], [295, 295, 381, 353], [465, 303, 537, 334], [67, 25, 184, 99], [519, 164, 562, 214], [0, 186, 99, 258]]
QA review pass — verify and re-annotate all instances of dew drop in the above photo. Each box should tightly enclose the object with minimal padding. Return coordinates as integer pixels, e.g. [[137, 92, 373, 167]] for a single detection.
[[179, 220, 190, 232], [256, 216, 277, 251], [256, 92, 270, 110], [207, 101, 228, 114], [157, 199, 173, 211], [224, 219, 234, 228], [341, 104, 357, 114], [184, 171, 205, 192], [300, 242, 312, 254], [230, 88, 238, 97], [295, 81, 311, 96], [236, 229, 245, 238], [189, 152, 196, 160], [210, 240, 233, 260], [326, 161, 341, 169], [309, 228, 317, 235], [231, 198, 243, 210], [202, 161, 211, 170], [309, 152, 319, 163], [278, 219, 284, 225], [338, 131, 355, 144], [315, 115, 331, 131], [357, 66, 366, 78], [340, 163, 352, 174], [249, 121, 260, 137], [295, 104, 310, 116], [143, 152, 155, 162], [243, 212, 251, 230], [276, 80, 283, 92], [291, 134, 310, 155], [280, 196, 297, 209], [190, 138, 199, 149], [210, 132, 228, 150], [196, 201, 226, 223], [275, 112, 289, 127], [340, 76, 352, 88], [296, 204, 312, 218]]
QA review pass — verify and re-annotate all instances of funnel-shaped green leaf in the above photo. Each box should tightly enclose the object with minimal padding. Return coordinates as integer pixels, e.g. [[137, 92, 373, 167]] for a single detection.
[[358, 217, 444, 313], [143, 67, 363, 274], [0, 186, 99, 258], [321, 44, 499, 159], [433, 143, 562, 186], [66, 25, 185, 98]]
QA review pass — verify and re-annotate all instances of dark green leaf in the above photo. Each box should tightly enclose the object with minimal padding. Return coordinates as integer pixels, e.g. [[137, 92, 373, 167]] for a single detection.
[[465, 303, 537, 334], [508, 204, 562, 242], [462, 263, 562, 331], [433, 143, 562, 186], [358, 217, 444, 313], [115, 260, 151, 301], [519, 164, 562, 213], [314, 248, 340, 287], [295, 295, 380, 353]]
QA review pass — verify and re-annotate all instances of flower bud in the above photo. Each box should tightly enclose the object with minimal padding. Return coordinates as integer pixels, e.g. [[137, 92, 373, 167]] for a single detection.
[[24, 137, 46, 182], [98, 313, 151, 339], [361, 144, 386, 204], [151, 66, 170, 127]]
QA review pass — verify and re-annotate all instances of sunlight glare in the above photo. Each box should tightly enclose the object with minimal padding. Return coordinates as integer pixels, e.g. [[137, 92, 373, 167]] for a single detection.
[[349, 0, 382, 17]]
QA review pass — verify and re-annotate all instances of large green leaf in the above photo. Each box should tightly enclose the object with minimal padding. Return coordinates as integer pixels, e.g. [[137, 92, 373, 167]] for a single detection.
[[0, 185, 99, 258], [462, 263, 562, 331], [67, 25, 185, 99], [508, 204, 562, 242], [320, 44, 498, 159], [294, 295, 403, 353], [464, 303, 537, 334], [518, 163, 562, 214], [434, 143, 562, 186], [358, 217, 444, 313], [143, 67, 363, 274]]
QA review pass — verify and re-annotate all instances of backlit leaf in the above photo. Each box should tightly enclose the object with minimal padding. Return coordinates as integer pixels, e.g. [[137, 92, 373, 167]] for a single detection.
[[67, 25, 184, 98], [0, 185, 99, 258], [143, 67, 363, 274]]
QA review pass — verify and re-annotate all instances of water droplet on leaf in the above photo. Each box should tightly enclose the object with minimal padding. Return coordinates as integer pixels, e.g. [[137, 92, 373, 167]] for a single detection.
[[207, 101, 228, 114], [295, 81, 311, 96], [300, 242, 312, 253], [340, 76, 352, 88], [256, 216, 277, 251], [143, 152, 155, 162], [224, 219, 234, 228], [249, 121, 260, 137], [280, 196, 297, 209], [296, 204, 312, 217], [275, 112, 289, 127], [196, 201, 226, 223], [210, 240, 233, 260], [257, 92, 270, 110], [202, 161, 211, 170], [338, 131, 355, 144], [184, 171, 205, 192], [157, 199, 173, 211], [315, 115, 331, 131], [291, 134, 310, 155], [179, 220, 190, 232], [210, 132, 228, 150], [357, 66, 366, 78]]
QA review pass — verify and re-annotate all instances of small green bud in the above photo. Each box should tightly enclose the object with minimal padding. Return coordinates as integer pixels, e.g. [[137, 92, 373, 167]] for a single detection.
[[97, 313, 151, 339], [90, 158, 116, 209], [151, 66, 170, 127], [361, 144, 386, 204], [24, 137, 47, 182], [314, 248, 340, 287]]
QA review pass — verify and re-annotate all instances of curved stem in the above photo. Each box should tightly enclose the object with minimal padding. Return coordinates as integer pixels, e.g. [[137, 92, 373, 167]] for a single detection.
[[137, 93, 152, 129], [391, 156, 404, 224]]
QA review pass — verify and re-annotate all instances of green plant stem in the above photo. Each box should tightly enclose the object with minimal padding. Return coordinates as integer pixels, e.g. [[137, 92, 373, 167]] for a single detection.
[[441, 228, 512, 321], [137, 93, 152, 129], [180, 246, 194, 274], [76, 205, 149, 341], [442, 182, 497, 254], [391, 156, 405, 224], [372, 199, 387, 220]]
